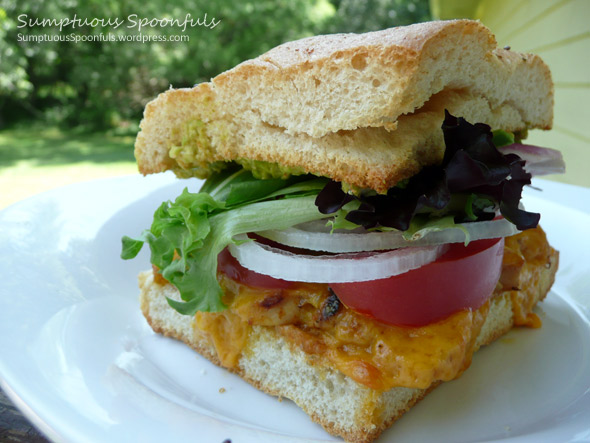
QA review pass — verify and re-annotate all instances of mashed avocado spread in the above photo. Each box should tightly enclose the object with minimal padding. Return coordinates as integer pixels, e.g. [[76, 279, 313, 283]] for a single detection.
[[169, 119, 215, 177], [235, 159, 305, 180], [169, 119, 306, 180]]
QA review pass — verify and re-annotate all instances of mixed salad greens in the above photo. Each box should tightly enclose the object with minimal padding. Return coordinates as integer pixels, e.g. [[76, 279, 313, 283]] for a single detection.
[[121, 112, 550, 315], [316, 111, 539, 232]]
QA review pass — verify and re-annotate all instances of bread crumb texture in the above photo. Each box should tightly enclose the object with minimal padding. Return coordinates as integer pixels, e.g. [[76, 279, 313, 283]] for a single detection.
[[134, 19, 553, 193]]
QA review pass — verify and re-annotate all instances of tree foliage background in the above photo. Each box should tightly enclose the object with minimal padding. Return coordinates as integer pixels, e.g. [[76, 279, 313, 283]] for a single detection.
[[0, 0, 430, 129]]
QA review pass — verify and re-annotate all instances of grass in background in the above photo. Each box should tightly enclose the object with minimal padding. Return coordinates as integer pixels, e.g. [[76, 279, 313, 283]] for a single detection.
[[0, 125, 138, 209]]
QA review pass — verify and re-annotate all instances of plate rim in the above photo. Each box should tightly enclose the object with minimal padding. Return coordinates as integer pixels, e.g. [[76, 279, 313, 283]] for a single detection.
[[0, 175, 589, 443]]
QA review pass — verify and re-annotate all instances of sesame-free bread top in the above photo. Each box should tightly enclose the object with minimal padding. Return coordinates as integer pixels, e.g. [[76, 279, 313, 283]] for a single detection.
[[212, 19, 553, 137], [134, 19, 554, 192]]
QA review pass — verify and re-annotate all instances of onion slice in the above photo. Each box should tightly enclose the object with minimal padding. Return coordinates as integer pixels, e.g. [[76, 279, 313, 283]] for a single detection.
[[256, 218, 518, 253], [498, 143, 565, 176], [228, 236, 449, 283]]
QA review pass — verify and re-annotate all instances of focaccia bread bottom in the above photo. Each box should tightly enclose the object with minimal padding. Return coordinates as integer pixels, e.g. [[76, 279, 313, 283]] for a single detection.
[[139, 237, 558, 443]]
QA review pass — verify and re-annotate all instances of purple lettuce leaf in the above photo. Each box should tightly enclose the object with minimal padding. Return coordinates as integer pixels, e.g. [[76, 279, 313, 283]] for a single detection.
[[315, 111, 540, 231]]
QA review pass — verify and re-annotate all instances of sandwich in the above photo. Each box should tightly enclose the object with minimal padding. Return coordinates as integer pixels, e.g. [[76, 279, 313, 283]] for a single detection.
[[121, 19, 564, 442]]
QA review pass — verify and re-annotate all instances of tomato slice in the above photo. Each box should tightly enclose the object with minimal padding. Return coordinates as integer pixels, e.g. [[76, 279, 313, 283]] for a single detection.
[[217, 247, 295, 289], [330, 238, 504, 326], [219, 237, 504, 326]]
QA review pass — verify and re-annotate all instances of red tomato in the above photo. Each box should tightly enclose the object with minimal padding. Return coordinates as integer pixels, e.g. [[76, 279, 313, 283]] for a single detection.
[[330, 238, 505, 326], [217, 247, 295, 289]]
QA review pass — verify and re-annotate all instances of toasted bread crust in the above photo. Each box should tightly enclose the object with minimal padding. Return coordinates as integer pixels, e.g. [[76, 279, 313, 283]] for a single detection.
[[138, 243, 558, 443], [136, 88, 536, 193], [134, 20, 553, 192]]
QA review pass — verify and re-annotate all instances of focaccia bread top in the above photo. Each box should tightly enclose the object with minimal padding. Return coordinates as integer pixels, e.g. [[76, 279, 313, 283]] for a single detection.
[[134, 19, 553, 192], [212, 19, 553, 137]]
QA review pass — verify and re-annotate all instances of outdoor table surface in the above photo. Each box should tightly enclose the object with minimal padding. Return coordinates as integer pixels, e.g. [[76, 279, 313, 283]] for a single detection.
[[0, 388, 48, 442]]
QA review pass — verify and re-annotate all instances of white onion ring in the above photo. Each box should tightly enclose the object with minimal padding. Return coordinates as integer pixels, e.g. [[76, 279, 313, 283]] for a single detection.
[[228, 236, 449, 283], [256, 218, 519, 253]]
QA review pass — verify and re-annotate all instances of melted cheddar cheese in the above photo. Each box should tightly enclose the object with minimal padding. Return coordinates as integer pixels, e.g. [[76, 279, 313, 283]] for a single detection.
[[501, 227, 553, 328], [187, 227, 555, 391]]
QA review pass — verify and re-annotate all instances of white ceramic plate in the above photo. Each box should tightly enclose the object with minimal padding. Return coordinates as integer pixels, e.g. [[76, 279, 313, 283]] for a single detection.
[[0, 174, 589, 443]]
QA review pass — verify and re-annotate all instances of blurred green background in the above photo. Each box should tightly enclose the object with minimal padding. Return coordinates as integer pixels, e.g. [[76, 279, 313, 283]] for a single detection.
[[0, 0, 430, 208], [0, 0, 431, 129], [0, 0, 587, 209]]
